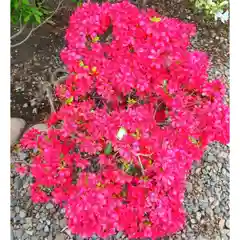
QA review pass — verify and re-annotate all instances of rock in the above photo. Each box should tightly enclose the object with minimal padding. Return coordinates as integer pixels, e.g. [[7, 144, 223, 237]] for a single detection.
[[30, 237, 39, 240], [197, 235, 208, 240], [15, 206, 20, 213], [46, 219, 51, 225], [196, 212, 201, 221], [36, 223, 44, 231], [48, 234, 53, 240], [29, 123, 48, 132], [219, 219, 225, 229], [40, 230, 49, 237], [14, 229, 24, 238], [225, 219, 230, 229], [214, 206, 221, 214], [11, 118, 26, 146], [25, 230, 34, 236], [59, 218, 66, 228], [186, 182, 193, 193], [46, 203, 54, 210], [14, 176, 23, 190], [207, 154, 216, 163], [195, 168, 201, 174], [44, 225, 50, 232], [19, 210, 27, 218], [55, 233, 65, 240], [116, 231, 124, 239]]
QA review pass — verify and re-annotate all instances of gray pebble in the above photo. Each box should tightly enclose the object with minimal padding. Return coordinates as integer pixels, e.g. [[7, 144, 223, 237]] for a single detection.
[[219, 219, 225, 229], [59, 218, 66, 228], [116, 231, 124, 239], [25, 230, 34, 236], [44, 225, 50, 232], [46, 203, 54, 210], [14, 229, 24, 238], [214, 206, 221, 214], [36, 223, 44, 231], [207, 154, 216, 163], [15, 206, 20, 213], [225, 220, 230, 229], [55, 233, 65, 240], [40, 230, 49, 237], [19, 210, 27, 218], [186, 181, 193, 193]]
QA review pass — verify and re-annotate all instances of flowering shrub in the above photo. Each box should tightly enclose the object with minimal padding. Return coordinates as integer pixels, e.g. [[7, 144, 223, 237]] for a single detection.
[[190, 0, 229, 23], [18, 1, 229, 238]]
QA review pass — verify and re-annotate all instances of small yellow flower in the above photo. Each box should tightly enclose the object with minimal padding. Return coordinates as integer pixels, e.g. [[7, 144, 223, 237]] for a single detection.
[[92, 36, 100, 43], [127, 97, 137, 105], [65, 96, 73, 105], [148, 159, 153, 165], [150, 16, 161, 23], [140, 176, 149, 181], [189, 136, 201, 147], [143, 220, 152, 226]]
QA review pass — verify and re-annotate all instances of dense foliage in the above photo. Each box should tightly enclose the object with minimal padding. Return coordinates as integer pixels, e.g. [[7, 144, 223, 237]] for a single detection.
[[190, 0, 229, 23], [11, 0, 48, 25], [18, 1, 229, 238]]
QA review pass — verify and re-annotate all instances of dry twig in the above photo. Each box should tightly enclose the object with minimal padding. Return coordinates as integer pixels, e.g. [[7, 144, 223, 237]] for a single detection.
[[11, 0, 64, 48]]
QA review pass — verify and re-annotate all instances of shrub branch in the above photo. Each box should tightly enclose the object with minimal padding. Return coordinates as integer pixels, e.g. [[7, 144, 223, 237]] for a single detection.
[[11, 0, 64, 48]]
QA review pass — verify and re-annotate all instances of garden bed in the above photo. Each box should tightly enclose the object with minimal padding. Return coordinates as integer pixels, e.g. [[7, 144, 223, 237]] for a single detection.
[[11, 1, 229, 239]]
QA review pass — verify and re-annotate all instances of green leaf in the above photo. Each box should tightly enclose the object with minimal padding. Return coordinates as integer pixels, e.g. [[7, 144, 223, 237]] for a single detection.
[[34, 10, 44, 16], [22, 0, 30, 5], [34, 14, 41, 24], [104, 143, 112, 155], [24, 14, 31, 23], [13, 0, 19, 10]]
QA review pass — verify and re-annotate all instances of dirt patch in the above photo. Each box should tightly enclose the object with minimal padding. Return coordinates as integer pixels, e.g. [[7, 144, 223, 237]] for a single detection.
[[11, 2, 73, 125]]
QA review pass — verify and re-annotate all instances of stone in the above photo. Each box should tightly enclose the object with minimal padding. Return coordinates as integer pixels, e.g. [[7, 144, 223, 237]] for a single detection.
[[25, 230, 34, 236], [214, 206, 221, 214], [25, 217, 32, 225], [48, 234, 53, 240], [59, 218, 66, 228], [44, 225, 50, 232], [186, 182, 193, 193], [219, 219, 225, 229], [116, 231, 124, 239], [196, 212, 201, 221], [36, 223, 44, 231], [19, 210, 27, 218], [29, 123, 48, 132], [31, 237, 39, 240], [55, 233, 65, 240], [207, 154, 216, 163], [14, 229, 24, 238], [46, 203, 54, 210], [11, 118, 26, 146], [197, 235, 208, 240], [225, 219, 230, 229]]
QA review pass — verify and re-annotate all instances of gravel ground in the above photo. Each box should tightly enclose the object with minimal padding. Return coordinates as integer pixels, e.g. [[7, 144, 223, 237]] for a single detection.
[[10, 142, 230, 240], [10, 0, 229, 239]]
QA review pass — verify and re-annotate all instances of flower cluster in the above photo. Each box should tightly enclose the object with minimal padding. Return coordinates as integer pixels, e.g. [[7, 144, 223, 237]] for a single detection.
[[18, 1, 229, 239]]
